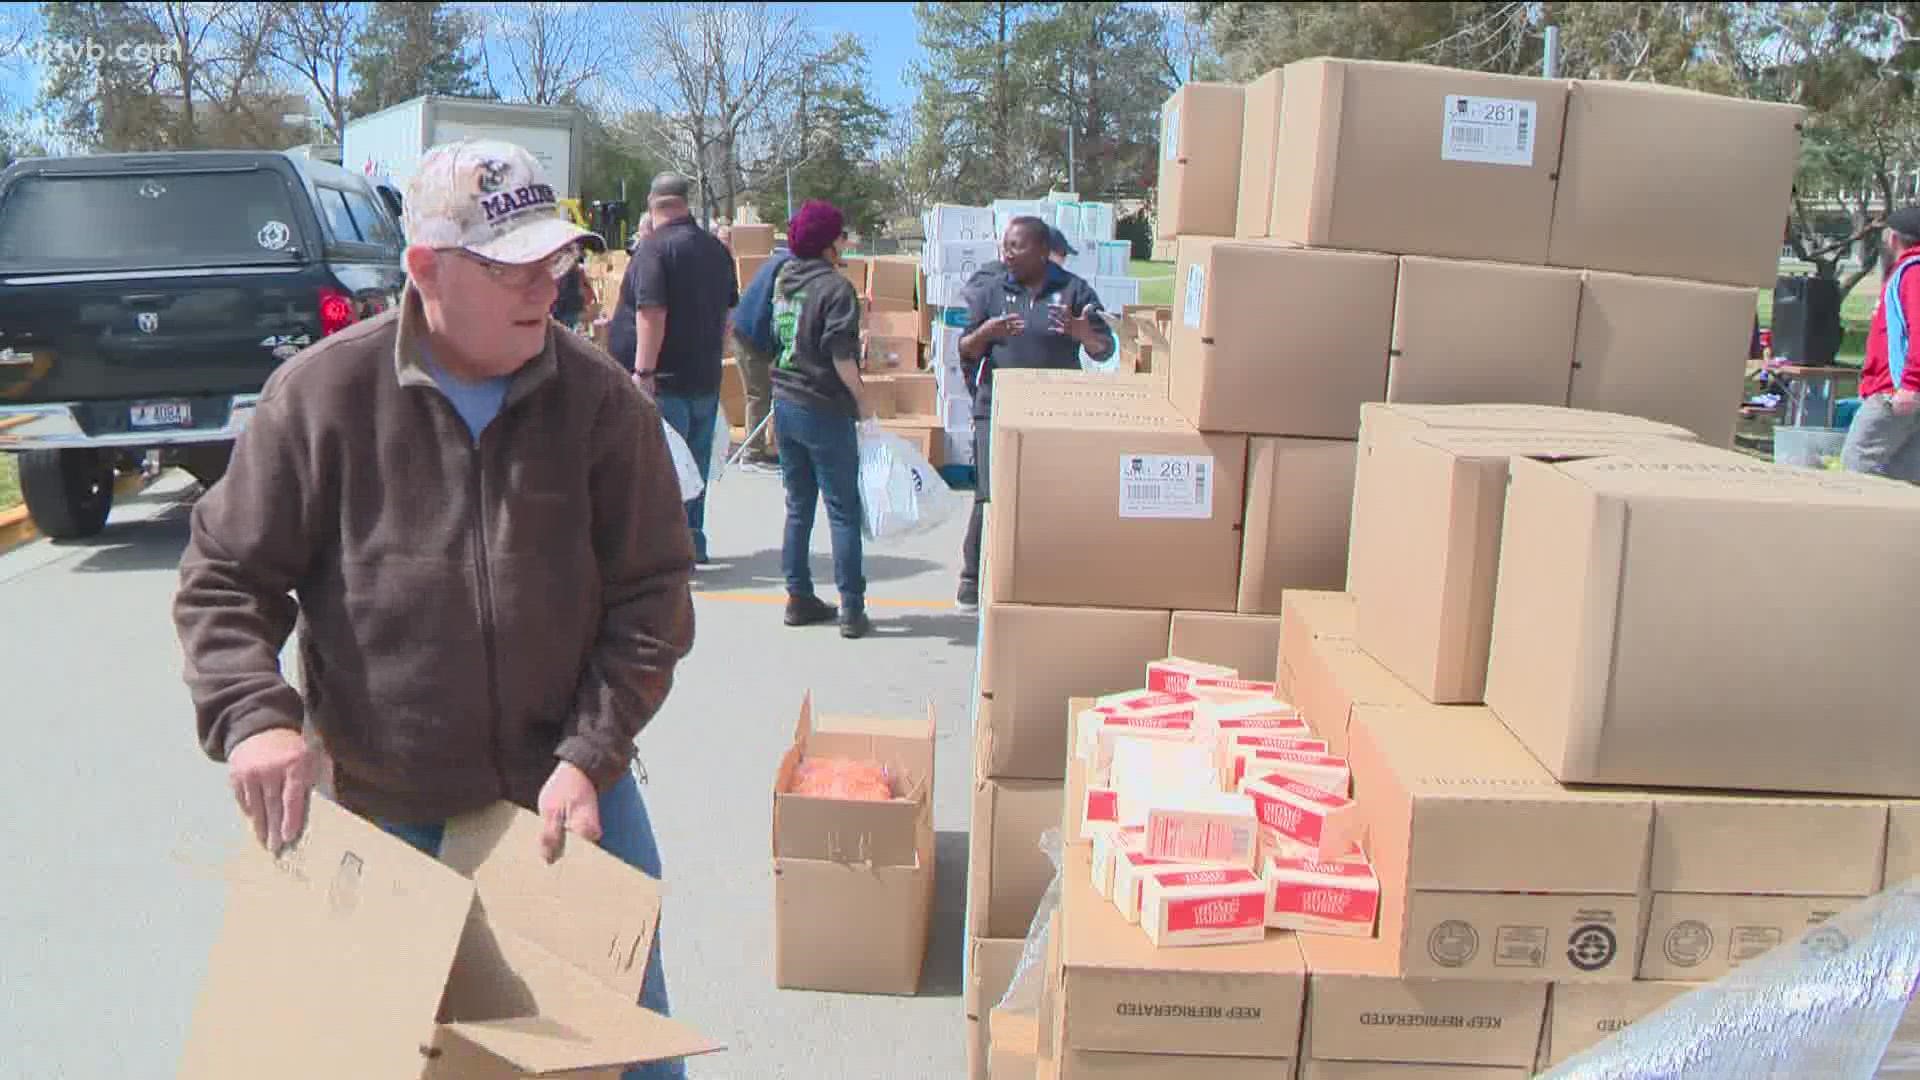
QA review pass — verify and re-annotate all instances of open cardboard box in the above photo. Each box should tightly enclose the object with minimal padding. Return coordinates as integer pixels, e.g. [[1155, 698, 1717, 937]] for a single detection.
[[772, 691, 937, 994], [181, 796, 720, 1078]]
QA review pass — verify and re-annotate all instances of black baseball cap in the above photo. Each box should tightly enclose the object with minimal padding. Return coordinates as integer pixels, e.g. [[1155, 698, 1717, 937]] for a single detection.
[[1047, 225, 1077, 257], [1889, 206, 1920, 238]]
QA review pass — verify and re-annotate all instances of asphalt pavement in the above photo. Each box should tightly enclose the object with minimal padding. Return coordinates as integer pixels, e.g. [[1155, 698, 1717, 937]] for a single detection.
[[0, 462, 981, 1079]]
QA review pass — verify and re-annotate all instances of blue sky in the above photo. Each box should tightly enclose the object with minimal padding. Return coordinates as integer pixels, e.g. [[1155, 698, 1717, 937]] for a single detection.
[[806, 2, 927, 110]]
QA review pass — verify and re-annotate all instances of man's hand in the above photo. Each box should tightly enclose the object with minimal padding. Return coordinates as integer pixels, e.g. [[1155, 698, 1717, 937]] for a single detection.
[[538, 761, 603, 863], [632, 370, 657, 397], [229, 727, 315, 855], [1894, 388, 1920, 416], [982, 313, 1025, 341], [1051, 303, 1103, 348]]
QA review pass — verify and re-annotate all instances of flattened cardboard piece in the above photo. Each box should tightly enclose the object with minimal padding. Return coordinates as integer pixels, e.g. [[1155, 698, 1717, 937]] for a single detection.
[[439, 801, 662, 1000], [773, 692, 935, 867], [182, 795, 476, 1079]]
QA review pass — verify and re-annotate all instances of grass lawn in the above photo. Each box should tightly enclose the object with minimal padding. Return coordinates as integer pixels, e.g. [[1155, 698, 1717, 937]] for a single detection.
[[1130, 258, 1174, 307], [0, 454, 17, 514]]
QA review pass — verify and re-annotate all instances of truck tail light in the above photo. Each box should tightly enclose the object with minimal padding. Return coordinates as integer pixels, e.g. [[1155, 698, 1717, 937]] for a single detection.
[[319, 288, 356, 337]]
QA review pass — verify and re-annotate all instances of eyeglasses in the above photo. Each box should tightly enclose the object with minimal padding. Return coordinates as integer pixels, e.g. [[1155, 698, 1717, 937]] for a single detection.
[[442, 246, 578, 287]]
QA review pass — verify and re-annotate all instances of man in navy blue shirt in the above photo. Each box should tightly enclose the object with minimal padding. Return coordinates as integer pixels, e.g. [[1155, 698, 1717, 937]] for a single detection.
[[954, 216, 1115, 609]]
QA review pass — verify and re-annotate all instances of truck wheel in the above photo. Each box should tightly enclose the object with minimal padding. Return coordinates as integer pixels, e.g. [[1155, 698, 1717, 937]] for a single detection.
[[18, 447, 114, 540]]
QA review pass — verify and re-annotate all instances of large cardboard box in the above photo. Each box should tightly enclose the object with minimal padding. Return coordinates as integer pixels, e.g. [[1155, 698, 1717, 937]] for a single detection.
[[1889, 802, 1920, 887], [1158, 82, 1246, 239], [1345, 402, 1698, 616], [1570, 271, 1757, 448], [987, 388, 1248, 611], [730, 223, 775, 257], [1272, 59, 1567, 264], [1349, 428, 1711, 704], [1637, 793, 1887, 981], [1550, 80, 1805, 288], [1058, 1051, 1290, 1077], [870, 310, 921, 342], [880, 419, 942, 467], [1389, 257, 1580, 407], [1057, 847, 1306, 1058], [1342, 704, 1651, 981], [1538, 981, 1691, 1071], [1280, 593, 1424, 756], [869, 255, 919, 304], [839, 256, 871, 294], [1168, 611, 1285, 683], [989, 1008, 1040, 1080], [719, 358, 747, 428], [1235, 69, 1286, 239], [772, 694, 936, 994], [182, 797, 719, 1078], [1484, 455, 1920, 796], [1301, 936, 1548, 1069], [1237, 437, 1357, 615], [1301, 1052, 1527, 1076], [866, 335, 921, 371], [971, 777, 1069, 939], [1171, 238, 1395, 438], [979, 604, 1173, 780], [894, 371, 939, 416], [969, 936, 1027, 1079], [735, 253, 770, 291]]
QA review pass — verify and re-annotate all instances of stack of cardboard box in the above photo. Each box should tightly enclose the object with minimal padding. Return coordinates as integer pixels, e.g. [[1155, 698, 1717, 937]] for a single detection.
[[862, 252, 946, 466], [973, 55, 1920, 1080]]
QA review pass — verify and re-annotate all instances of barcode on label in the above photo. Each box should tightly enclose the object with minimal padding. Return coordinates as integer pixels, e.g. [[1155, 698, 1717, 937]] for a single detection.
[[1118, 454, 1215, 520], [1516, 110, 1530, 152], [1127, 482, 1163, 504], [1450, 124, 1485, 147]]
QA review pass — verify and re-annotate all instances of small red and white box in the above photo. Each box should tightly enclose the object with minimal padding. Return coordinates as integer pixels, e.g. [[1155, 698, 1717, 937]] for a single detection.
[[1232, 749, 1350, 797], [1144, 791, 1259, 869], [1092, 824, 1148, 898], [1078, 692, 1203, 760], [1139, 867, 1269, 947], [1146, 657, 1238, 694], [1188, 677, 1284, 705], [1205, 697, 1304, 725], [1080, 784, 1120, 841], [1112, 844, 1219, 923], [1111, 736, 1220, 817], [1084, 715, 1214, 782], [1224, 740, 1335, 790], [1244, 776, 1364, 863], [1263, 852, 1380, 937]]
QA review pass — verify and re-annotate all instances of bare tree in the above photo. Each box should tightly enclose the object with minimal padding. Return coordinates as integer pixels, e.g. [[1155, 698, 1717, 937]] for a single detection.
[[255, 1, 362, 145], [482, 1, 617, 106], [622, 3, 816, 223]]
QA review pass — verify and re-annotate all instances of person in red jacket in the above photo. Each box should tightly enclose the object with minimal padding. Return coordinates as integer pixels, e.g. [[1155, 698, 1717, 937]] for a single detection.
[[1844, 206, 1920, 482]]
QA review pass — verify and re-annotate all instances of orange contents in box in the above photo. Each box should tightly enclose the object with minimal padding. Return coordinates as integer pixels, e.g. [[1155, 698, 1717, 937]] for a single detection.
[[790, 756, 896, 801]]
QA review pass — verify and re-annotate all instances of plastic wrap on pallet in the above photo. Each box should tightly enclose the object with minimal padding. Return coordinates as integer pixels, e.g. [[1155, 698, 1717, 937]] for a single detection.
[[1544, 879, 1920, 1079], [994, 827, 1063, 1020]]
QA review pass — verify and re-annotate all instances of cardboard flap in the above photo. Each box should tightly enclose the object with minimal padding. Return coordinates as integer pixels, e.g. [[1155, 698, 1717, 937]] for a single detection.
[[438, 801, 661, 999], [439, 1011, 716, 1075], [439, 913, 721, 1070], [180, 794, 477, 1080]]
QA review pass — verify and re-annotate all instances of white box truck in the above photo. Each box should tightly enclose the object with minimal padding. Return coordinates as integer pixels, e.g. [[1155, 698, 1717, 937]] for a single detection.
[[343, 96, 585, 213]]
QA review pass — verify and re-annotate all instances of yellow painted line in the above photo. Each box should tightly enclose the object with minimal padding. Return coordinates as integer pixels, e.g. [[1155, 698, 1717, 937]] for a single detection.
[[693, 589, 957, 612]]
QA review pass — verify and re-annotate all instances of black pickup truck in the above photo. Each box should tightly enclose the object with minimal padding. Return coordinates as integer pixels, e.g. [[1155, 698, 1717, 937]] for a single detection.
[[0, 150, 406, 538]]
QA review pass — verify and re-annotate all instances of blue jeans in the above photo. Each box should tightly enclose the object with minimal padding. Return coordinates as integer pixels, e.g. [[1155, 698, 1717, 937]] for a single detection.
[[774, 397, 865, 609], [378, 772, 686, 1080], [657, 391, 720, 562]]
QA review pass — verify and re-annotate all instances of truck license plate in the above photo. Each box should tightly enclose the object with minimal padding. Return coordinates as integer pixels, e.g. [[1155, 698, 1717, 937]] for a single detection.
[[131, 401, 192, 428]]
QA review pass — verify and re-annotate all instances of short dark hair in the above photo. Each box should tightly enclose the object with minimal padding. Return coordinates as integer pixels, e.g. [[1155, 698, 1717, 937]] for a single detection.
[[1006, 215, 1050, 246]]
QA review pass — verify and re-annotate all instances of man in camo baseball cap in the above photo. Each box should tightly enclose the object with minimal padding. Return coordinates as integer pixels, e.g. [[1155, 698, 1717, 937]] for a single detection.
[[405, 138, 604, 262]]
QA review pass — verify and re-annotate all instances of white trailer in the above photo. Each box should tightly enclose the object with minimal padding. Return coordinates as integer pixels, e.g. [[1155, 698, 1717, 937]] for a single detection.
[[342, 96, 585, 199]]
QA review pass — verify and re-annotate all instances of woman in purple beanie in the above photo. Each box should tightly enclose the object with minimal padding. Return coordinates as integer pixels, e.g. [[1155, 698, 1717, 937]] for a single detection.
[[767, 200, 877, 638]]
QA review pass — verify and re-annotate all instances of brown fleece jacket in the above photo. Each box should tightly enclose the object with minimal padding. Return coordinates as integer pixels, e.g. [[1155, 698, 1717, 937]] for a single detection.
[[172, 287, 696, 824]]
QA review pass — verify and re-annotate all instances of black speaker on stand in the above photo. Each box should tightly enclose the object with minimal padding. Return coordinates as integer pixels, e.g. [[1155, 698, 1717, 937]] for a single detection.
[[1771, 274, 1843, 367]]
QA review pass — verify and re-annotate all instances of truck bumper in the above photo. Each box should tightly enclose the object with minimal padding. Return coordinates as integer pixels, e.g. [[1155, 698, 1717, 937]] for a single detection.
[[0, 395, 260, 450]]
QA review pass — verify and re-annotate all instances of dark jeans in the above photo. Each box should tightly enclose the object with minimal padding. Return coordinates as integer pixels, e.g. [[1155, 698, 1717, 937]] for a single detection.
[[961, 420, 990, 585], [656, 391, 719, 561], [775, 397, 866, 609]]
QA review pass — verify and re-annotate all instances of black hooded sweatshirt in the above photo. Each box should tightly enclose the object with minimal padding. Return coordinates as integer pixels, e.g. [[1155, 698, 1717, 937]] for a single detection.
[[769, 257, 863, 417]]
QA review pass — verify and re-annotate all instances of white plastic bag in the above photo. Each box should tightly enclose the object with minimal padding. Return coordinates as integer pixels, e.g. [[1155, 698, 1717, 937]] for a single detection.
[[662, 418, 704, 501], [856, 419, 964, 541]]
